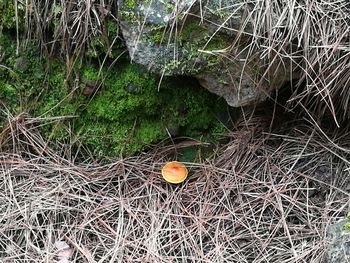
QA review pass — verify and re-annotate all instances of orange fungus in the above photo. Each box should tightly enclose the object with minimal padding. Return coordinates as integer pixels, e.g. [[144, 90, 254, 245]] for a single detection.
[[161, 161, 188, 184]]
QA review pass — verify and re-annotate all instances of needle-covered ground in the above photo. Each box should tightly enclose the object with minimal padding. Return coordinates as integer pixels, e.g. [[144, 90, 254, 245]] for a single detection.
[[0, 111, 349, 262]]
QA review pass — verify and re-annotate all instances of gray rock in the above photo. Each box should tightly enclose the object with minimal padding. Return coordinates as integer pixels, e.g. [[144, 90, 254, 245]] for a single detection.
[[324, 218, 350, 262], [117, 0, 294, 107]]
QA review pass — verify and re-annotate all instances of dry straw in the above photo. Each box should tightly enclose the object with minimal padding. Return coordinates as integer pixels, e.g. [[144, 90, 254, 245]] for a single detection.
[[0, 111, 349, 262]]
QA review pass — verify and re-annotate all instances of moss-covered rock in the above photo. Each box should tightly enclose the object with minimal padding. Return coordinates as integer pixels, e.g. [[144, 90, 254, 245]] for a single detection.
[[118, 0, 292, 107], [119, 0, 231, 76]]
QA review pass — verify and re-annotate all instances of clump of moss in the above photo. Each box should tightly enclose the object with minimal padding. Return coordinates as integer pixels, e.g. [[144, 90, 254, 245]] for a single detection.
[[343, 212, 350, 232], [74, 63, 227, 156], [0, 34, 23, 129], [124, 0, 138, 9], [343, 221, 350, 232], [0, 31, 228, 157], [0, 0, 25, 30], [74, 63, 165, 155], [0, 80, 20, 130]]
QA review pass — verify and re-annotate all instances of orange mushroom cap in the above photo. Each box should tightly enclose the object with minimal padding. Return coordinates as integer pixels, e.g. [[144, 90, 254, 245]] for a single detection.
[[161, 161, 188, 184]]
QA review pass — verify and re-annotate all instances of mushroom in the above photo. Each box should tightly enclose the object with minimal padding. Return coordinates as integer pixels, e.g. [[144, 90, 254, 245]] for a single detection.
[[161, 161, 188, 184]]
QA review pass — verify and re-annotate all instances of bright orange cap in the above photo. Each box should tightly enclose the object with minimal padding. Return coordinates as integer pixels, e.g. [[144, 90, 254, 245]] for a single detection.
[[161, 161, 188, 184]]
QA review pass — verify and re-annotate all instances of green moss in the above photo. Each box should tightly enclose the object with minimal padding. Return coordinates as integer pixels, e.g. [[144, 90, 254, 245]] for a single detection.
[[0, 80, 20, 130], [179, 22, 204, 42], [148, 21, 231, 75], [343, 221, 350, 231], [73, 63, 163, 155], [119, 10, 138, 22], [343, 212, 350, 232], [150, 30, 165, 44], [120, 0, 141, 21], [167, 3, 175, 11], [0, 34, 23, 129], [124, 0, 153, 10], [124, 0, 137, 9], [0, 0, 25, 30], [179, 21, 231, 58], [74, 64, 228, 156], [39, 62, 226, 157], [0, 30, 228, 158], [0, 32, 77, 138], [82, 67, 99, 82]]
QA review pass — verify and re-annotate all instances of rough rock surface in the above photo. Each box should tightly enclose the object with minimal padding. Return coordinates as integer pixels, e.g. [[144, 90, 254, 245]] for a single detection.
[[117, 0, 291, 107], [324, 218, 350, 262]]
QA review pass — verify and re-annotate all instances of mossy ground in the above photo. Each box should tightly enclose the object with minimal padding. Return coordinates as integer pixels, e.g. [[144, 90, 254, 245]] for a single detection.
[[0, 0, 25, 31], [0, 31, 228, 157]]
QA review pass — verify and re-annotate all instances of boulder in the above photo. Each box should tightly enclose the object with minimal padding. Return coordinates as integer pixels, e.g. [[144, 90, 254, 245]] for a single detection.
[[117, 0, 292, 107]]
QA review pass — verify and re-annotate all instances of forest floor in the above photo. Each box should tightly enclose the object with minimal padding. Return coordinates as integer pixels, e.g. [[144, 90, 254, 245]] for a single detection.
[[1, 110, 350, 262]]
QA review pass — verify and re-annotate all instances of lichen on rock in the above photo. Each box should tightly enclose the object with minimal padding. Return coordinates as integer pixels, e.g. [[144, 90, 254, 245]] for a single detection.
[[118, 0, 293, 107], [324, 218, 350, 263]]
